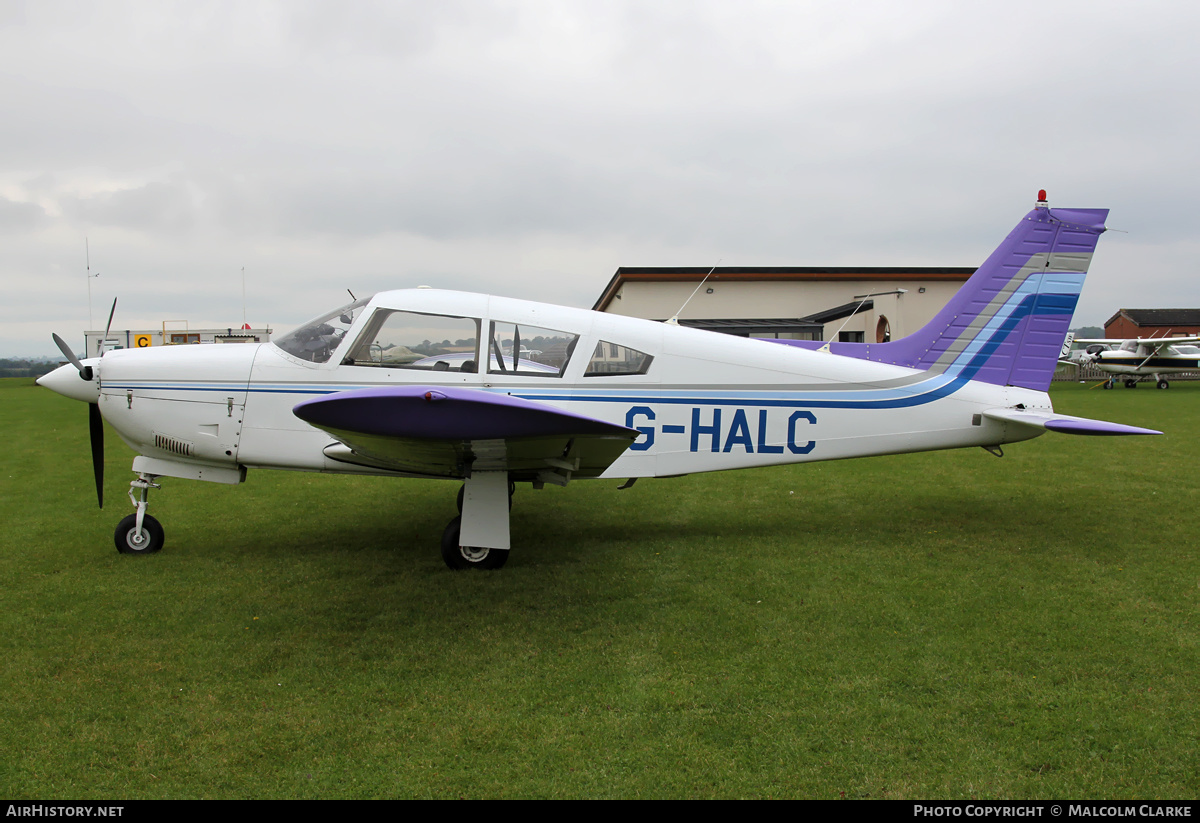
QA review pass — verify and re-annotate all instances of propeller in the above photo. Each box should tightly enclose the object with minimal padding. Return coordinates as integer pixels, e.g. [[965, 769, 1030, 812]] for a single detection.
[[89, 403, 105, 508], [52, 332, 92, 380], [49, 298, 116, 509]]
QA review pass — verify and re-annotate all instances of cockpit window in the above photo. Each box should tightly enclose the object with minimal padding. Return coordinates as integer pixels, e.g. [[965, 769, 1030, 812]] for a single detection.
[[343, 310, 481, 372], [585, 341, 653, 376], [274, 297, 370, 363]]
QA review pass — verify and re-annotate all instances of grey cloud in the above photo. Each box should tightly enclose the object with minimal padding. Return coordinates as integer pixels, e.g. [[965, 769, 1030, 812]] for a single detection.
[[0, 196, 45, 232], [64, 180, 199, 234]]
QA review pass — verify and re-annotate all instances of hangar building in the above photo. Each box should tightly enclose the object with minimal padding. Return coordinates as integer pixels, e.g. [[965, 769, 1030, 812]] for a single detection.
[[1103, 309, 1200, 339], [593, 266, 975, 343], [83, 325, 272, 357]]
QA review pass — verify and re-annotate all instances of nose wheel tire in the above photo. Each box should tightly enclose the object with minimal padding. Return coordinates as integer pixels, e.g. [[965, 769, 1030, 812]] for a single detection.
[[115, 513, 165, 554], [441, 516, 508, 570]]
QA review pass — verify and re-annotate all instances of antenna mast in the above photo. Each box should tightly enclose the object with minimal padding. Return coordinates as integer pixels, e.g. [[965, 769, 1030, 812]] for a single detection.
[[666, 260, 721, 326]]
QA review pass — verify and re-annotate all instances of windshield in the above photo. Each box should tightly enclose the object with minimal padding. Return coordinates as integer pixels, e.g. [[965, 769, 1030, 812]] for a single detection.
[[274, 297, 370, 363]]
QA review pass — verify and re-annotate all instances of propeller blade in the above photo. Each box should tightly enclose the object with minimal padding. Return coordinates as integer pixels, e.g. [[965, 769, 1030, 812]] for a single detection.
[[102, 298, 117, 345], [52, 333, 92, 380], [89, 403, 104, 509]]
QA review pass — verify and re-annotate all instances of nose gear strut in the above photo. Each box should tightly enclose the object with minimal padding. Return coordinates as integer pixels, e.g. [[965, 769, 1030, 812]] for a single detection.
[[115, 474, 164, 554]]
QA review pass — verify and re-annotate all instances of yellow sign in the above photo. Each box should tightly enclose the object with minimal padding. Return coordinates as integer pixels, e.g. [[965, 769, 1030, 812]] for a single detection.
[[134, 334, 153, 348]]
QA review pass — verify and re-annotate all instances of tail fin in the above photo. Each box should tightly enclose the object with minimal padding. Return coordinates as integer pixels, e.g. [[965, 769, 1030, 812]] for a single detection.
[[874, 197, 1108, 391], [780, 196, 1109, 392]]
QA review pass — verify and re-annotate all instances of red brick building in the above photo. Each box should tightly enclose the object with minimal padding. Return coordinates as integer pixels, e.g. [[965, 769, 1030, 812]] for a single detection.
[[1103, 309, 1200, 339]]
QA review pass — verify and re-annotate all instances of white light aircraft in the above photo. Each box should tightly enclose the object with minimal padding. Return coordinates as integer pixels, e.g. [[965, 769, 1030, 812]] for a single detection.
[[1074, 336, 1200, 389], [38, 193, 1161, 569]]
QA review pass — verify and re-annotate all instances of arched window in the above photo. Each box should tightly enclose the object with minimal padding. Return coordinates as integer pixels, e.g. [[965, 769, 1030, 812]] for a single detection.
[[876, 316, 891, 343]]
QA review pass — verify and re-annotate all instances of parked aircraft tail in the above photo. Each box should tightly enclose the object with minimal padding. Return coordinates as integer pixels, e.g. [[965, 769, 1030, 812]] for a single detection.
[[779, 193, 1108, 392]]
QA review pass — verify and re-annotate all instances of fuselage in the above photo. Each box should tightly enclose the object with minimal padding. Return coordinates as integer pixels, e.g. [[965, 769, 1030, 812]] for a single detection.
[[83, 288, 1046, 484]]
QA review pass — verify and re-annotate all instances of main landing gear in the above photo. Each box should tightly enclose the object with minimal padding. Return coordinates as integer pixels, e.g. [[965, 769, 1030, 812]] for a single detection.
[[442, 472, 515, 571], [1107, 376, 1170, 390], [115, 474, 164, 554]]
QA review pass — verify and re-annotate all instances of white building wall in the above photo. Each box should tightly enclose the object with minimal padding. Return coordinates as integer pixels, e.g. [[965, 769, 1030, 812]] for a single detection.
[[603, 279, 963, 342]]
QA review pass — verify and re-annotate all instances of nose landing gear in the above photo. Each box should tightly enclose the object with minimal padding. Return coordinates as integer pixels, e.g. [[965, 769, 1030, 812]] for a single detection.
[[115, 474, 164, 554]]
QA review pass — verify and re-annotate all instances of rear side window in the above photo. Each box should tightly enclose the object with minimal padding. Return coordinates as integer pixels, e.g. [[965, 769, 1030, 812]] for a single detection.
[[486, 322, 579, 377], [585, 341, 653, 376]]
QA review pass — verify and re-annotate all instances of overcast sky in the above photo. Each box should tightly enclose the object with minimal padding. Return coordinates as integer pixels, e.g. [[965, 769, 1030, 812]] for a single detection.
[[2, 0, 1196, 357]]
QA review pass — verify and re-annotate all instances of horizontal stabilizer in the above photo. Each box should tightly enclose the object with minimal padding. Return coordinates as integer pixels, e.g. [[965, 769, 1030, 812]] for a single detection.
[[982, 408, 1161, 436]]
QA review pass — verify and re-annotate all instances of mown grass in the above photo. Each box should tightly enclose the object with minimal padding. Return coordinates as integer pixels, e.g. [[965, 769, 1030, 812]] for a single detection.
[[2, 377, 1196, 798]]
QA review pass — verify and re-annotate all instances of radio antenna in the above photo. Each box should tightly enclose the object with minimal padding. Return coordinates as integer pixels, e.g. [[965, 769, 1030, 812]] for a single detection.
[[666, 260, 721, 326], [85, 237, 100, 329]]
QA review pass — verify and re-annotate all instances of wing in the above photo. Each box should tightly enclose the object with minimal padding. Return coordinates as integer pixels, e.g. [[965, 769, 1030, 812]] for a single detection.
[[1074, 336, 1200, 348], [1137, 336, 1200, 347], [982, 408, 1161, 436], [293, 386, 639, 483]]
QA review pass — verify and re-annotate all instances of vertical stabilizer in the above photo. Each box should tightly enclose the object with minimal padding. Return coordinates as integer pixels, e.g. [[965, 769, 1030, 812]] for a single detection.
[[780, 196, 1109, 392]]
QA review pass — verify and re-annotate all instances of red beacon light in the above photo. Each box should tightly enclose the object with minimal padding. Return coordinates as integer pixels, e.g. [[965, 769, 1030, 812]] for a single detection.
[[1036, 189, 1048, 206]]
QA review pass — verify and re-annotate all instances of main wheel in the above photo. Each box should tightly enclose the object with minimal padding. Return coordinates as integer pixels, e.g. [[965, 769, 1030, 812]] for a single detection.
[[115, 513, 165, 554], [1124, 380, 1137, 389], [440, 516, 509, 570], [1157, 380, 1170, 389]]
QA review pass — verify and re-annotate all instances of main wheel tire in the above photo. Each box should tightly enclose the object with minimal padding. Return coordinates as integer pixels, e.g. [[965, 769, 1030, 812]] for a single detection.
[[1157, 380, 1170, 389], [440, 516, 509, 570], [115, 513, 165, 555], [1124, 380, 1137, 389]]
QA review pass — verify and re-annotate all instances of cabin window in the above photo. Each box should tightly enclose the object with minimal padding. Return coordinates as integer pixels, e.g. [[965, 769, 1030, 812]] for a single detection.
[[486, 322, 578, 377], [344, 310, 481, 372], [584, 341, 653, 376]]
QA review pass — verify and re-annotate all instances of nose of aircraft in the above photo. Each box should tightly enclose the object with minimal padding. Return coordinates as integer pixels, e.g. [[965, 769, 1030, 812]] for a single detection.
[[37, 360, 101, 403]]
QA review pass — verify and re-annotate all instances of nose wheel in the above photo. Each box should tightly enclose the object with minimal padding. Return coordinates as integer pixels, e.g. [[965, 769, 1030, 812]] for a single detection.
[[115, 513, 164, 554], [116, 473, 164, 555]]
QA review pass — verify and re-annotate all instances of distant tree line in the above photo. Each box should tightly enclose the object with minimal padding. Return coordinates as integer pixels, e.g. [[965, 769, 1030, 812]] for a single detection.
[[0, 358, 60, 378]]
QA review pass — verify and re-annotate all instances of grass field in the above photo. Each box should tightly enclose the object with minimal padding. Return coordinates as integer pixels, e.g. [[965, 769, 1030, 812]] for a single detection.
[[2, 377, 1197, 799]]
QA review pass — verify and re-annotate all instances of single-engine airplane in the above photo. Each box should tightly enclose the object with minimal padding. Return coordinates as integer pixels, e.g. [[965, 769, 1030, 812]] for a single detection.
[[38, 192, 1161, 569], [1073, 336, 1200, 389]]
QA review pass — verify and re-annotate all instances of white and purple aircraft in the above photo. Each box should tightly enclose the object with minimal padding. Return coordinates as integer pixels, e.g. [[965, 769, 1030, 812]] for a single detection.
[[39, 193, 1159, 569]]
